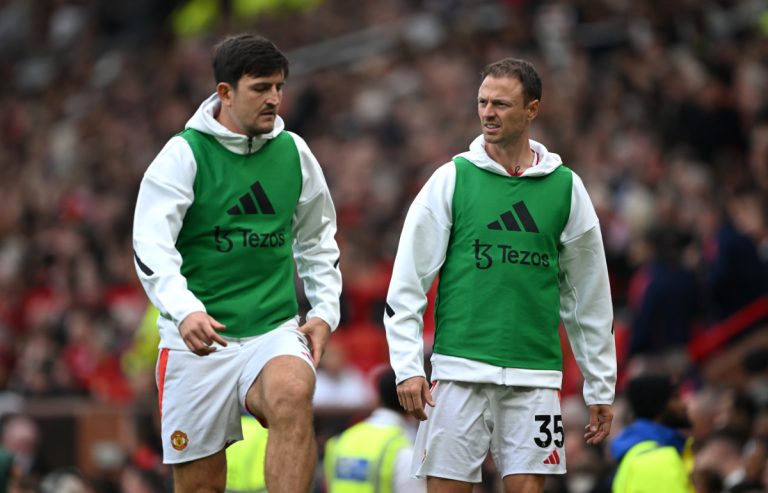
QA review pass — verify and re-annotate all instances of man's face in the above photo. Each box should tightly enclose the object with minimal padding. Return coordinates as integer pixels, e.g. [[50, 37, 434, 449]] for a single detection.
[[477, 76, 538, 146], [222, 71, 284, 136], [658, 391, 692, 429]]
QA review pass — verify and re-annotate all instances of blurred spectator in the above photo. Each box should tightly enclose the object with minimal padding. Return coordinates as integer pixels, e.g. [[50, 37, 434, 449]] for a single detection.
[[610, 374, 694, 493], [0, 415, 42, 482], [701, 190, 768, 321], [0, 444, 13, 493], [749, 107, 768, 197], [695, 429, 763, 493], [687, 384, 723, 445], [627, 226, 701, 358], [742, 346, 768, 407], [119, 464, 166, 493], [691, 467, 723, 493], [121, 305, 160, 408], [714, 389, 759, 445], [745, 409, 768, 490], [314, 339, 375, 411], [39, 467, 91, 493]]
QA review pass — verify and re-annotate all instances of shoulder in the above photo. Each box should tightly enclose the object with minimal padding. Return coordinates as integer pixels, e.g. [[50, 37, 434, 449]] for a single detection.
[[160, 134, 195, 158], [145, 136, 196, 180], [424, 161, 457, 188], [283, 130, 311, 153], [282, 130, 320, 171], [567, 168, 589, 194], [553, 163, 573, 177], [412, 162, 456, 207]]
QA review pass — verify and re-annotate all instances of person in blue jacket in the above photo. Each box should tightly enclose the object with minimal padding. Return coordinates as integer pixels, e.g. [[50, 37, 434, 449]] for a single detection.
[[611, 374, 694, 493]]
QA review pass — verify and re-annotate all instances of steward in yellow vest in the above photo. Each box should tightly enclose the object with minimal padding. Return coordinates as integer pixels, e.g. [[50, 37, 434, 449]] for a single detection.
[[611, 374, 694, 493], [324, 368, 425, 493], [226, 415, 268, 493]]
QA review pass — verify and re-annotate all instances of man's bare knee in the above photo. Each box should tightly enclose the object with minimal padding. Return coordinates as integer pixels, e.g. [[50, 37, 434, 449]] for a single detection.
[[257, 357, 315, 425], [266, 378, 313, 422]]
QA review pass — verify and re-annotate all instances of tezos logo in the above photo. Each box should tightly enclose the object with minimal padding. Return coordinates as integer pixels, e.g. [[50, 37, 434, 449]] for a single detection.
[[214, 226, 285, 253], [473, 240, 550, 269]]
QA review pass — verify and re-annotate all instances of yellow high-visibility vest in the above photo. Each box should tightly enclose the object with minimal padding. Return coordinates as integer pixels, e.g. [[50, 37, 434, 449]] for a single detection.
[[324, 422, 410, 493], [226, 416, 268, 493], [612, 439, 694, 493]]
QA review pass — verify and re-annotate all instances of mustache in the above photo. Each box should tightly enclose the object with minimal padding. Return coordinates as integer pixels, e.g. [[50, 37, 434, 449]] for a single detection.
[[260, 107, 278, 116]]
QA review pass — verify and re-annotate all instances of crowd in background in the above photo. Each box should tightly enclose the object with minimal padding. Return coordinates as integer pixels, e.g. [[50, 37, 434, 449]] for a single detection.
[[0, 0, 767, 491]]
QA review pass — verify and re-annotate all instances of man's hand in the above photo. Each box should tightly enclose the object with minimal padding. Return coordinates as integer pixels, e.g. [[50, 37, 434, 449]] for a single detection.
[[397, 376, 434, 421], [178, 311, 227, 356], [298, 317, 331, 367], [584, 404, 613, 445]]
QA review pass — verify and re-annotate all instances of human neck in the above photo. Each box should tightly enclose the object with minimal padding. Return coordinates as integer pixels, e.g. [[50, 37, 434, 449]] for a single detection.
[[485, 138, 534, 175]]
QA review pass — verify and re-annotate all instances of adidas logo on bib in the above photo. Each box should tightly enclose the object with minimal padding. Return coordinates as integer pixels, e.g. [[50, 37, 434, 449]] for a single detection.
[[227, 181, 275, 215], [487, 201, 539, 233]]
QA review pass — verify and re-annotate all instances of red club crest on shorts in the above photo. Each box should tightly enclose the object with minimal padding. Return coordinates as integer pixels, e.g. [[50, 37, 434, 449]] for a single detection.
[[171, 430, 189, 451]]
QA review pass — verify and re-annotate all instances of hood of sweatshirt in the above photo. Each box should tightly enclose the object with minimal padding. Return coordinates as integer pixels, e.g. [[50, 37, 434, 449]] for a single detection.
[[185, 93, 285, 155], [455, 136, 563, 177], [610, 419, 687, 461]]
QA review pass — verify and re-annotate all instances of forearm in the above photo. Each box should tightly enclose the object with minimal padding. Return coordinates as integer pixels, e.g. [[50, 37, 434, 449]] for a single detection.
[[559, 226, 616, 405]]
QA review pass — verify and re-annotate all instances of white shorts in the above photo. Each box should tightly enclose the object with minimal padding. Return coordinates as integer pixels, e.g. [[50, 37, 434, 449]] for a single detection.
[[155, 321, 315, 464], [412, 381, 565, 482]]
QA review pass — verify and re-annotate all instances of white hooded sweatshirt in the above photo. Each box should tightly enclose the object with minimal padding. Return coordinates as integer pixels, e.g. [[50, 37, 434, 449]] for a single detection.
[[133, 93, 342, 350], [384, 136, 616, 406]]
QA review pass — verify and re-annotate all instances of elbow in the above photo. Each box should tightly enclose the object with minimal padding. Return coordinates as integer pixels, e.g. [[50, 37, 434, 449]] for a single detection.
[[133, 249, 155, 277]]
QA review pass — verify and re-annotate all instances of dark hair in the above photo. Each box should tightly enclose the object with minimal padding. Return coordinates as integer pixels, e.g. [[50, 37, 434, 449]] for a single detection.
[[744, 347, 768, 374], [481, 58, 542, 104], [376, 368, 401, 413], [213, 34, 289, 86], [625, 374, 676, 420]]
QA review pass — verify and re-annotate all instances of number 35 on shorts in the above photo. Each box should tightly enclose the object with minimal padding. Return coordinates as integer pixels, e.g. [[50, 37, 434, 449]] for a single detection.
[[534, 414, 563, 448]]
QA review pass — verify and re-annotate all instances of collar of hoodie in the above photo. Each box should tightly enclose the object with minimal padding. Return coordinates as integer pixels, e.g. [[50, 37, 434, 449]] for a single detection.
[[455, 135, 563, 177], [184, 92, 284, 155]]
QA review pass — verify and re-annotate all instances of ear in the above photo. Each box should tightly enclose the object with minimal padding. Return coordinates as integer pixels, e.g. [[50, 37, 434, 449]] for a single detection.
[[216, 82, 235, 107], [527, 99, 540, 121]]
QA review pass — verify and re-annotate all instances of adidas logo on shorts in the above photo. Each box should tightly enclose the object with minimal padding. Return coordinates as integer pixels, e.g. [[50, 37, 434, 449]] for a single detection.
[[543, 449, 560, 465]]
